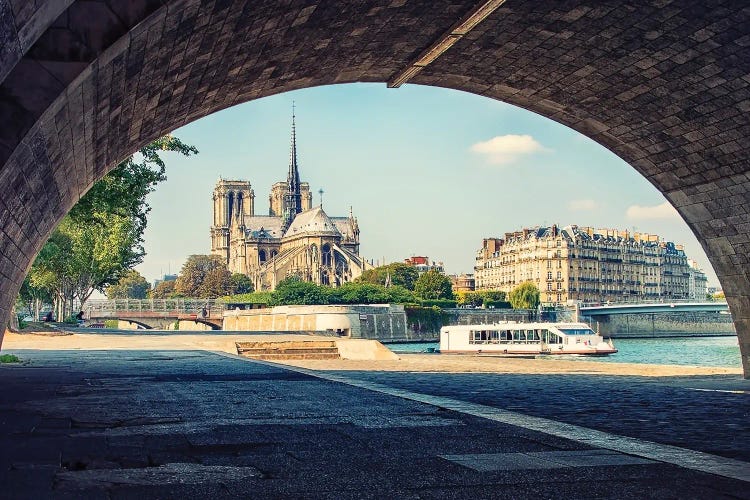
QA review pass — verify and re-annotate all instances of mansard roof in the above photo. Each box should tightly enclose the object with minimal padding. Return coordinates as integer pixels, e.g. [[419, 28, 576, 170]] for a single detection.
[[283, 206, 341, 238]]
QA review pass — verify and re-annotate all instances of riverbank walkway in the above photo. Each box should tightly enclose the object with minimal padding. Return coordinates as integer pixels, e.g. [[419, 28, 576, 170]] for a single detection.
[[0, 342, 748, 497]]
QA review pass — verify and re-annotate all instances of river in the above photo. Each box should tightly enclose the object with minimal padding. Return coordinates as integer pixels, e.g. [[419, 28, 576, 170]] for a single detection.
[[388, 335, 742, 368]]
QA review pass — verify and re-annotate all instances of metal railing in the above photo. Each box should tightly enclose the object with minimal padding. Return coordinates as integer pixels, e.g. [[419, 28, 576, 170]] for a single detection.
[[85, 299, 227, 315]]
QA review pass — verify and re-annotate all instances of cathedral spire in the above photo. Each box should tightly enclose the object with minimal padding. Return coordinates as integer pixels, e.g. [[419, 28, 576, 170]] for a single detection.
[[283, 103, 303, 230], [287, 103, 302, 212]]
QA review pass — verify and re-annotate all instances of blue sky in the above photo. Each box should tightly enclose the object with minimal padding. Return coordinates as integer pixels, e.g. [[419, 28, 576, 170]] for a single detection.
[[136, 83, 719, 287]]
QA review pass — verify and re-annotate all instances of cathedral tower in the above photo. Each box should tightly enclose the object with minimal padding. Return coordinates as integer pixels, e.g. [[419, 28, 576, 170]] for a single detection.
[[210, 179, 255, 266]]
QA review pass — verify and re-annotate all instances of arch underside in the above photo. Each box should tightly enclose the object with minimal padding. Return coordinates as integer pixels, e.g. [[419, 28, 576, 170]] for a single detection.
[[0, 0, 748, 374]]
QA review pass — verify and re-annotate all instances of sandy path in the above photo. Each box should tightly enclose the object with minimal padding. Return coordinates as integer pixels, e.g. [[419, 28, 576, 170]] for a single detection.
[[3, 330, 742, 377]]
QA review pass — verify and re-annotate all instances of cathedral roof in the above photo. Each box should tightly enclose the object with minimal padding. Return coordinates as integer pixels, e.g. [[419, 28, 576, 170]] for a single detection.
[[283, 206, 341, 238], [242, 216, 285, 239]]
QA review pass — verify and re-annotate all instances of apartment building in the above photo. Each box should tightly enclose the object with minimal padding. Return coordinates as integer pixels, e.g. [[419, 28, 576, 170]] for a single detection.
[[474, 225, 706, 305]]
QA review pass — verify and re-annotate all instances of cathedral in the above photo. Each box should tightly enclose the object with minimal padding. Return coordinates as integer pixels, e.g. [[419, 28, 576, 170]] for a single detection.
[[210, 113, 370, 291]]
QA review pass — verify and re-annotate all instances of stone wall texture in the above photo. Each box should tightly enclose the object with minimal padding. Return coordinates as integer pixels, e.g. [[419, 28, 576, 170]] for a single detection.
[[0, 0, 749, 374]]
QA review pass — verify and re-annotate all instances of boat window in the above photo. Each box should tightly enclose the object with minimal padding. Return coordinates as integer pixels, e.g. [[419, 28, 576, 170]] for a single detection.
[[512, 330, 523, 343], [558, 328, 595, 336], [527, 330, 539, 342], [490, 330, 500, 343]]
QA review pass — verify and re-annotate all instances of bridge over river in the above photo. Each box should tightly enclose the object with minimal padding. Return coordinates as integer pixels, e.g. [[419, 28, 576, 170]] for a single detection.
[[579, 301, 729, 317], [578, 301, 734, 338], [85, 299, 226, 330]]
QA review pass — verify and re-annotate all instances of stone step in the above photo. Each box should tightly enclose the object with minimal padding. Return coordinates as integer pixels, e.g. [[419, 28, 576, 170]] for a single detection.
[[241, 353, 341, 360], [236, 341, 337, 349], [237, 347, 340, 355], [235, 340, 340, 360]]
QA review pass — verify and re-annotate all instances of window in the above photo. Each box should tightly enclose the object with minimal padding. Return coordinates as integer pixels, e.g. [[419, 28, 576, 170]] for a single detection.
[[547, 283, 552, 291], [547, 271, 553, 280], [556, 271, 561, 279]]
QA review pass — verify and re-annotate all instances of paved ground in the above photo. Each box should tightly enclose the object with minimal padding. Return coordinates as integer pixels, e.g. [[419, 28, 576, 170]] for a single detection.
[[0, 349, 748, 499]]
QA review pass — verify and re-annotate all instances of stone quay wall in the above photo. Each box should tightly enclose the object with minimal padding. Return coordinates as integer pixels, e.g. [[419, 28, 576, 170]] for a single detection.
[[584, 311, 736, 338], [223, 304, 408, 340]]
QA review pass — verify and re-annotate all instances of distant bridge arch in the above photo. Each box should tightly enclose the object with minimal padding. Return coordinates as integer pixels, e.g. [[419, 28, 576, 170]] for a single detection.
[[580, 302, 730, 317], [0, 1, 749, 375]]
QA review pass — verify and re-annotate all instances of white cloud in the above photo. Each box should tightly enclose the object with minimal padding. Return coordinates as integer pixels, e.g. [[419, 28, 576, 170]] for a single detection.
[[568, 199, 597, 211], [625, 202, 680, 220], [470, 134, 548, 165]]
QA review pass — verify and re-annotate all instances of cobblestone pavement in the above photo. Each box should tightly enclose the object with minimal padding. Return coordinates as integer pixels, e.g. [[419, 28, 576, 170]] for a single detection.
[[327, 371, 750, 462], [0, 350, 748, 499]]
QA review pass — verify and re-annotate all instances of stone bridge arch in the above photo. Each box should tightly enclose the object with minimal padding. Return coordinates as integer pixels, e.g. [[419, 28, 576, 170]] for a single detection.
[[1, 1, 748, 374]]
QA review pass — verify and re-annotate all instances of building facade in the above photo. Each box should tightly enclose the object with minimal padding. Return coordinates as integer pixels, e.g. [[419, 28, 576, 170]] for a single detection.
[[474, 225, 707, 305], [450, 274, 475, 293], [210, 113, 369, 291], [404, 256, 445, 274]]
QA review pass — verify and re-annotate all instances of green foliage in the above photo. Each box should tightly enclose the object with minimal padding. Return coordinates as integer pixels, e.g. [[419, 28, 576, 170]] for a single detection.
[[24, 135, 197, 318], [456, 290, 507, 308], [221, 291, 274, 305], [357, 263, 420, 290], [230, 273, 254, 295], [384, 285, 417, 304], [419, 298, 457, 308], [484, 300, 512, 309], [106, 269, 151, 299], [175, 255, 232, 298], [414, 270, 454, 301], [0, 354, 21, 363], [69, 136, 198, 238], [328, 282, 389, 304], [150, 280, 177, 298], [220, 280, 420, 307], [104, 320, 119, 328], [271, 278, 330, 305], [405, 306, 450, 334], [508, 281, 541, 310]]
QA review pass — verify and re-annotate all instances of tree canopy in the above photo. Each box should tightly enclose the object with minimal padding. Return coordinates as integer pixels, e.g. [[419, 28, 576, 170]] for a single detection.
[[230, 273, 254, 295], [271, 277, 330, 305], [357, 262, 419, 290], [106, 269, 151, 299], [414, 270, 454, 300], [508, 282, 540, 309], [150, 280, 177, 299], [174, 255, 233, 298], [22, 136, 197, 319]]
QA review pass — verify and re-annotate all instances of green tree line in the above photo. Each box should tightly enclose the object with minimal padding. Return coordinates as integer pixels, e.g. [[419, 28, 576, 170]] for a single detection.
[[17, 136, 197, 321]]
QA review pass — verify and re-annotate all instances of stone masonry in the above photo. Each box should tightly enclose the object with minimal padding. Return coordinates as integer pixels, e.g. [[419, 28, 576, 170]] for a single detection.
[[0, 1, 749, 374]]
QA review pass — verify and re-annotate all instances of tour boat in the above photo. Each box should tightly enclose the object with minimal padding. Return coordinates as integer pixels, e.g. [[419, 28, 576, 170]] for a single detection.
[[439, 321, 617, 356]]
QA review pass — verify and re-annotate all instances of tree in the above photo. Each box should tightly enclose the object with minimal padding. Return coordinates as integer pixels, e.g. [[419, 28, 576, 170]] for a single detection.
[[271, 277, 329, 305], [151, 280, 177, 298], [414, 270, 454, 300], [508, 282, 540, 310], [329, 282, 389, 304], [385, 285, 417, 304], [358, 263, 419, 290], [106, 270, 151, 299], [17, 275, 53, 320], [25, 135, 197, 319], [230, 273, 254, 294], [174, 255, 232, 298]]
